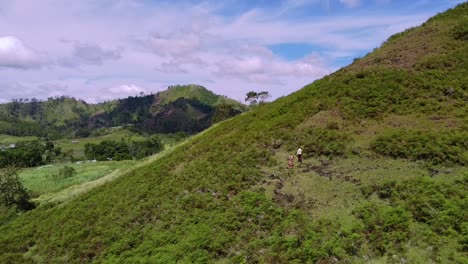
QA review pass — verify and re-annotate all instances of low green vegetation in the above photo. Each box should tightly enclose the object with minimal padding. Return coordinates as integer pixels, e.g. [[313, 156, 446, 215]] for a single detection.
[[297, 127, 352, 157], [371, 130, 467, 165]]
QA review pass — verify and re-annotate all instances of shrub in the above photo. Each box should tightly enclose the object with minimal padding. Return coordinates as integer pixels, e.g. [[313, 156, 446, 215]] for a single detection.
[[391, 177, 465, 236], [452, 18, 468, 40], [326, 121, 340, 130], [353, 203, 411, 255], [58, 166, 76, 178], [364, 175, 467, 238], [49, 165, 76, 181], [370, 130, 467, 165], [299, 128, 351, 157], [0, 167, 34, 211], [0, 140, 45, 168], [266, 212, 364, 262]]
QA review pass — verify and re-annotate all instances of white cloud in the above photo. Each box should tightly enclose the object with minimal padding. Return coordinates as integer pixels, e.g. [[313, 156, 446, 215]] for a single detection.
[[272, 55, 329, 77], [0, 36, 46, 69], [217, 57, 265, 76], [215, 51, 330, 84], [109, 84, 146, 95]]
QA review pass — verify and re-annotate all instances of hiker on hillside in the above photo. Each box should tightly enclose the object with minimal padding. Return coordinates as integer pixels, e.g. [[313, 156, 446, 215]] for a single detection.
[[296, 147, 303, 163], [287, 155, 294, 169]]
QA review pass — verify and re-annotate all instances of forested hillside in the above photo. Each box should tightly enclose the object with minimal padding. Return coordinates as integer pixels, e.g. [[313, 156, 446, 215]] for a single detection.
[[0, 3, 466, 263], [0, 85, 245, 138]]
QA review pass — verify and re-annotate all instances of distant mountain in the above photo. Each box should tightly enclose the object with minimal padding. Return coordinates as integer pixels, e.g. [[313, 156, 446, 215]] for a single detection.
[[0, 85, 246, 138]]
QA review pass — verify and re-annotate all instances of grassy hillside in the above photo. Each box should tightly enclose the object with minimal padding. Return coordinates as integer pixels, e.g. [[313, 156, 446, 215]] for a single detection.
[[0, 3, 467, 263]]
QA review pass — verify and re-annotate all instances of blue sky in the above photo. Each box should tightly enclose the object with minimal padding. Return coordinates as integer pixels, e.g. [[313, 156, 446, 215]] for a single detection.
[[0, 0, 465, 103]]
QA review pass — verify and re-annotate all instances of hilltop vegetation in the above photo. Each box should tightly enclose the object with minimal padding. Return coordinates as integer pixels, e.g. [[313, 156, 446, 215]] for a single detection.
[[0, 3, 467, 263], [0, 85, 245, 138]]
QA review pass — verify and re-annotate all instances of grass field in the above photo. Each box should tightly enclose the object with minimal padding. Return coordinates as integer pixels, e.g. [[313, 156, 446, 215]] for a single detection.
[[19, 160, 137, 198], [0, 134, 38, 145], [34, 142, 188, 206]]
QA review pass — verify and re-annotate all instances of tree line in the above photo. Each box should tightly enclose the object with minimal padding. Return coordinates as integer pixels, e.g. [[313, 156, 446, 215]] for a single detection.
[[84, 136, 164, 161], [0, 141, 47, 168]]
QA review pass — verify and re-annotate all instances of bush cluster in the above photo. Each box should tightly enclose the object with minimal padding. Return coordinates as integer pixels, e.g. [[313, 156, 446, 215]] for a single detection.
[[296, 128, 351, 157], [0, 141, 45, 168], [359, 175, 468, 261], [370, 130, 467, 165], [452, 17, 468, 40], [353, 203, 411, 254], [0, 167, 34, 212], [380, 176, 467, 237], [51, 166, 76, 180], [84, 136, 164, 161]]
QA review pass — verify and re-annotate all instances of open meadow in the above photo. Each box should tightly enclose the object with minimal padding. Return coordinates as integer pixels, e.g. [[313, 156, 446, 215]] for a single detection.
[[19, 160, 137, 199], [0, 134, 38, 145]]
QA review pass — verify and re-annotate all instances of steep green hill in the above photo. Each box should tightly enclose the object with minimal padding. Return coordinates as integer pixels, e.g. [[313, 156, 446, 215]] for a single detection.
[[156, 84, 241, 109], [0, 85, 245, 138], [0, 3, 467, 263]]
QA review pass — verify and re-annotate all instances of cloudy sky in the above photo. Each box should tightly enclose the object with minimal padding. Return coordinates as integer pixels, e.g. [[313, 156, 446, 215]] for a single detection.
[[0, 0, 464, 103]]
